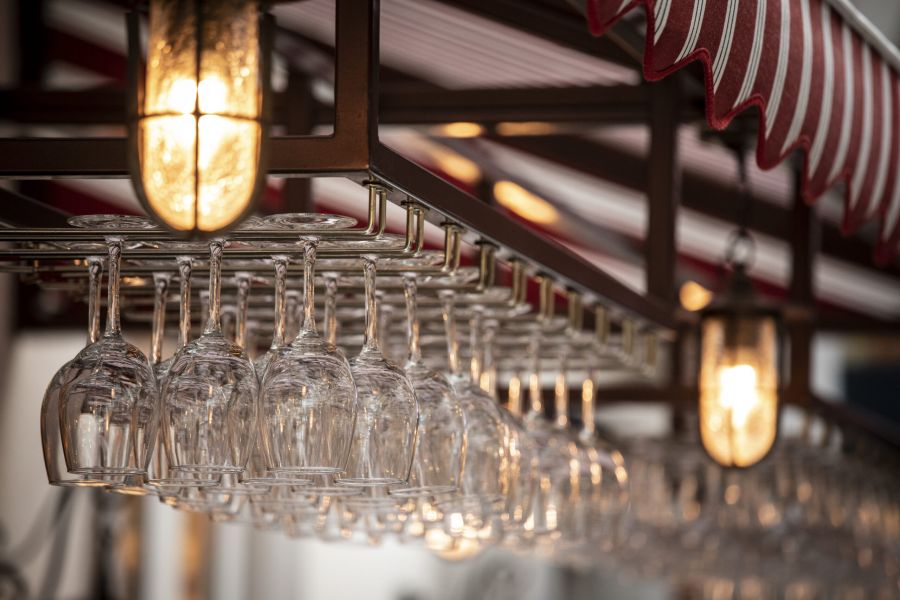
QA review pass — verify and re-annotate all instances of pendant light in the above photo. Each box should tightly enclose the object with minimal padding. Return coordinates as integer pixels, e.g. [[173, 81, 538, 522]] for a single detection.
[[697, 146, 782, 468], [127, 1, 272, 235]]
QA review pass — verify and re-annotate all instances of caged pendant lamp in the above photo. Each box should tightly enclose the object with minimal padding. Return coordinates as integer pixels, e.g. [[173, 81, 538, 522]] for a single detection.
[[697, 259, 782, 469], [127, 0, 272, 235]]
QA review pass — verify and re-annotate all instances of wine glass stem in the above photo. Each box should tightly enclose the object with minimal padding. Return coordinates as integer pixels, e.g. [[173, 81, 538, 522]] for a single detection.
[[86, 256, 103, 345], [235, 274, 250, 348], [555, 350, 568, 428], [440, 292, 460, 377], [203, 240, 224, 335], [272, 256, 288, 347], [377, 292, 391, 358], [362, 257, 379, 353], [581, 373, 596, 437], [104, 237, 123, 337], [324, 275, 338, 347], [403, 276, 421, 365], [301, 240, 318, 335], [482, 320, 497, 397], [469, 309, 484, 384], [508, 373, 523, 416], [528, 331, 542, 414], [177, 257, 193, 349], [150, 273, 170, 366]]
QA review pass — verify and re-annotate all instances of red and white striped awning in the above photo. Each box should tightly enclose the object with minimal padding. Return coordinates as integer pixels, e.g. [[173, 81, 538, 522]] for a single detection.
[[585, 0, 900, 262]]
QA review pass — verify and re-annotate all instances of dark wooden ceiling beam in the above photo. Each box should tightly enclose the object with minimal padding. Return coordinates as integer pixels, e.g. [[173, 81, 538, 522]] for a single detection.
[[0, 84, 662, 126]]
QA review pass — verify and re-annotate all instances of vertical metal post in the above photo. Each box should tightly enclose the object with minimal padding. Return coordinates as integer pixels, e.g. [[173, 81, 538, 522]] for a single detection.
[[281, 69, 316, 213], [332, 0, 380, 165], [645, 78, 684, 421], [787, 166, 819, 404], [645, 78, 680, 304]]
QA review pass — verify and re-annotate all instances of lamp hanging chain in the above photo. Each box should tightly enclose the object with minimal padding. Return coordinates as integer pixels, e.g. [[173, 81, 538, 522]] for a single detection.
[[724, 145, 757, 271]]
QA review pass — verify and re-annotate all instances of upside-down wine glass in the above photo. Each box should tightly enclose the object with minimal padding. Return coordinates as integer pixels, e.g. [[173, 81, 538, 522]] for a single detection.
[[436, 292, 508, 552], [60, 238, 158, 477], [521, 319, 573, 548], [237, 271, 300, 489], [41, 256, 109, 487], [295, 271, 348, 492], [396, 275, 465, 497], [147, 256, 217, 491], [580, 365, 630, 553], [395, 276, 466, 544], [261, 239, 357, 478], [546, 340, 599, 555], [112, 271, 177, 497], [473, 311, 536, 549], [161, 240, 258, 480], [340, 256, 418, 486]]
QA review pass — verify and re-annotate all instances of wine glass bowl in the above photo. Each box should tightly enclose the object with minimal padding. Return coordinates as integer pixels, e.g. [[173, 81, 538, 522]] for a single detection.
[[42, 255, 112, 487], [260, 240, 358, 476], [59, 239, 158, 477], [260, 342, 357, 475], [340, 257, 418, 486], [161, 240, 258, 478]]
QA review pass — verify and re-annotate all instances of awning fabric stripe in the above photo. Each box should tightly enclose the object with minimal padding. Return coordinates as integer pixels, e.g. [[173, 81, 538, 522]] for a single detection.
[[585, 0, 900, 262]]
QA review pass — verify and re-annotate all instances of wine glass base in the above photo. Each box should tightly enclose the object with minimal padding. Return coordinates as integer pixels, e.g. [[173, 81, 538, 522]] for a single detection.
[[273, 466, 343, 476], [145, 477, 221, 491], [336, 477, 407, 487], [107, 484, 151, 497], [242, 475, 312, 487], [171, 465, 244, 476], [50, 479, 111, 488], [299, 486, 363, 497], [390, 485, 457, 498], [71, 466, 145, 476]]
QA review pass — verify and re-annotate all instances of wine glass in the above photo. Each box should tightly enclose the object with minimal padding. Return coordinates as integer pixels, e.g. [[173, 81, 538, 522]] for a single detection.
[[580, 361, 629, 553], [543, 344, 600, 558], [509, 301, 578, 554], [435, 292, 508, 548], [145, 255, 220, 491], [60, 238, 158, 477], [260, 239, 357, 477], [41, 256, 110, 487], [339, 256, 418, 486], [111, 271, 177, 496], [393, 275, 465, 498], [473, 311, 538, 545], [161, 240, 258, 479]]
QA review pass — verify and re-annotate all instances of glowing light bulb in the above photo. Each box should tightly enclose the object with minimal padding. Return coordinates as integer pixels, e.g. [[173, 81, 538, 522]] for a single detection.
[[132, 0, 266, 234], [699, 314, 779, 468]]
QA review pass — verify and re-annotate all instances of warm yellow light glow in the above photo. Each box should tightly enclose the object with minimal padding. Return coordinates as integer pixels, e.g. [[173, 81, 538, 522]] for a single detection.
[[493, 181, 559, 225], [699, 315, 778, 468], [436, 122, 484, 138], [495, 121, 558, 136], [429, 146, 482, 185], [138, 0, 262, 233], [680, 280, 714, 312], [717, 365, 759, 428]]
